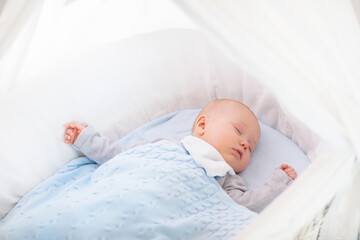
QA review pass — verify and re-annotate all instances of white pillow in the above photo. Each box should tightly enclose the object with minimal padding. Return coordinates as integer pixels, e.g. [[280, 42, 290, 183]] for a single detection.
[[240, 120, 310, 189]]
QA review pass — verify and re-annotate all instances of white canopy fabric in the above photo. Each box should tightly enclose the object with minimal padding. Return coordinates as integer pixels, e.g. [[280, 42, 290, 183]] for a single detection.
[[0, 0, 196, 94], [175, 0, 360, 239]]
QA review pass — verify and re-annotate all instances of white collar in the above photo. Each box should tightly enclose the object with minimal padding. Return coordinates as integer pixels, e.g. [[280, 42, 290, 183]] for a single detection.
[[180, 135, 235, 177]]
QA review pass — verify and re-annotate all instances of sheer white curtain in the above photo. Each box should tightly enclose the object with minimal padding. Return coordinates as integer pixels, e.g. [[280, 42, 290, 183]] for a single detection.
[[175, 0, 360, 239], [0, 0, 196, 94], [0, 0, 44, 93]]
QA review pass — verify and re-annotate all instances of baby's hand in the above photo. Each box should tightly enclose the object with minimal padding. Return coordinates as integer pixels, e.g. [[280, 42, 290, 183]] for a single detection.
[[64, 122, 86, 144], [280, 164, 297, 180]]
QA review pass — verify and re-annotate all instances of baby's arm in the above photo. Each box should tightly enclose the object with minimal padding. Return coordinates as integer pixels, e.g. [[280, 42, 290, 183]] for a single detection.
[[221, 166, 295, 213], [64, 122, 126, 165]]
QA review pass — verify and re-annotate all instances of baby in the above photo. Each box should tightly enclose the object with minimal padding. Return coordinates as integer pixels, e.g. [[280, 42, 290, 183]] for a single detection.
[[64, 99, 297, 212]]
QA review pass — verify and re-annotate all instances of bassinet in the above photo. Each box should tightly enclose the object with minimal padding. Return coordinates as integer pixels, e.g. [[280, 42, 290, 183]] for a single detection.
[[0, 1, 359, 239]]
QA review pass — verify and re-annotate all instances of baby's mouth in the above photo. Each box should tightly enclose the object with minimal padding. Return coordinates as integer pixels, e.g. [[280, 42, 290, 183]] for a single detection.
[[233, 148, 243, 159]]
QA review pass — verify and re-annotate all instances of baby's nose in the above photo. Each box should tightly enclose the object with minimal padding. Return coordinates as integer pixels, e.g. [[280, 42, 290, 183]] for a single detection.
[[240, 141, 249, 150]]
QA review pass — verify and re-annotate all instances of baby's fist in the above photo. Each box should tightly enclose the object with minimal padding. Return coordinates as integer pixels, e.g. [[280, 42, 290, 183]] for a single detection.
[[280, 164, 297, 180], [64, 122, 86, 144]]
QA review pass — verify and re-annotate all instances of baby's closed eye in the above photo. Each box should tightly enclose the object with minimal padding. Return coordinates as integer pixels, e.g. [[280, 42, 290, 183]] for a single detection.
[[233, 125, 241, 134]]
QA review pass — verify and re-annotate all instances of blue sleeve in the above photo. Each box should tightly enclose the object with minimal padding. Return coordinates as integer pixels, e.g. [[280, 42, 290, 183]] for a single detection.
[[72, 125, 126, 165]]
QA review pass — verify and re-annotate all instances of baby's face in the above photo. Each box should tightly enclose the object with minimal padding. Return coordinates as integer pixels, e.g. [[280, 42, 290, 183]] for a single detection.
[[195, 102, 261, 173]]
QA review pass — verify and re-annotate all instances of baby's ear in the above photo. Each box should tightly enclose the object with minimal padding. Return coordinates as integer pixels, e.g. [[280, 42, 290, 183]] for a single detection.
[[194, 115, 207, 136]]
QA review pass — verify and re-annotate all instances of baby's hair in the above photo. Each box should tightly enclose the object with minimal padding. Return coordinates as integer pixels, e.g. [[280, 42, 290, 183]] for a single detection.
[[191, 99, 256, 133]]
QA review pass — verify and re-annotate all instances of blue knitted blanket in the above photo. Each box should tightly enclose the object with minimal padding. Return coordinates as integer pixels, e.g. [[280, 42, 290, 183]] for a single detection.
[[0, 141, 257, 239]]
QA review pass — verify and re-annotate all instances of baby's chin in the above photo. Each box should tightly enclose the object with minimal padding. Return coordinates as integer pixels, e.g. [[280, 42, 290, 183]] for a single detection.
[[223, 158, 241, 173]]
